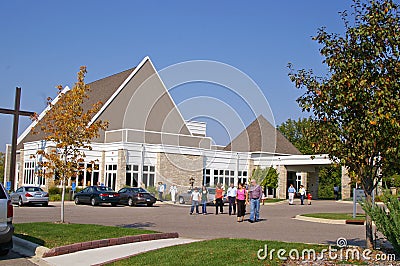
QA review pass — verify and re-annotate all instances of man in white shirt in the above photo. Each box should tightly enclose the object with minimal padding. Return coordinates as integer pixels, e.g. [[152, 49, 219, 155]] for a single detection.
[[190, 187, 200, 215], [158, 182, 165, 202], [227, 183, 237, 215]]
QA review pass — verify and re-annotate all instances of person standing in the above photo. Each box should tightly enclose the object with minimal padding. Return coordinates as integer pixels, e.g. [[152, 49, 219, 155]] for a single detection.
[[200, 186, 208, 214], [190, 187, 200, 215], [299, 185, 306, 205], [248, 179, 262, 223], [227, 183, 237, 216], [215, 183, 224, 215], [333, 185, 339, 200], [307, 192, 312, 205], [169, 184, 177, 204], [288, 184, 296, 205], [236, 183, 247, 222], [158, 182, 165, 202]]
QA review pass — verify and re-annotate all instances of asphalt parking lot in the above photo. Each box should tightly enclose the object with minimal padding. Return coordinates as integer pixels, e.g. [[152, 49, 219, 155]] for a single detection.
[[12, 199, 367, 247]]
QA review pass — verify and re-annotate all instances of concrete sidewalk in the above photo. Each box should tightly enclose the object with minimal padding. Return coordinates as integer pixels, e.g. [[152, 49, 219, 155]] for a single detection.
[[42, 238, 200, 266]]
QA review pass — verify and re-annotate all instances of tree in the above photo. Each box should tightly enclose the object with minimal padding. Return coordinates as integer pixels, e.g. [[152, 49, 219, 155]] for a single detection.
[[0, 152, 4, 184], [260, 167, 278, 189], [317, 165, 342, 199], [251, 167, 265, 185], [252, 167, 279, 195], [288, 0, 400, 249], [277, 117, 314, 154], [32, 67, 108, 223]]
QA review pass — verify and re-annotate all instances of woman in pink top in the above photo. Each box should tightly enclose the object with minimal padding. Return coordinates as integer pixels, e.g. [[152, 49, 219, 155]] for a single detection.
[[236, 183, 247, 222]]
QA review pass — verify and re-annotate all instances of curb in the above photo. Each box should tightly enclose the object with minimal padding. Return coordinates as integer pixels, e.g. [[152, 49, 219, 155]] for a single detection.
[[42, 232, 179, 258], [13, 236, 50, 258], [294, 215, 346, 224]]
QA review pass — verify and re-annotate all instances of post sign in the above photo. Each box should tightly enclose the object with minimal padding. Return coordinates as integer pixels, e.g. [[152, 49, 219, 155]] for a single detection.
[[6, 181, 11, 191], [71, 182, 76, 191], [354, 189, 366, 203]]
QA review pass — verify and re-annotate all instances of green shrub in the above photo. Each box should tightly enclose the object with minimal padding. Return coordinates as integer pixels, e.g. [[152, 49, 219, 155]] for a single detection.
[[318, 185, 334, 199], [362, 193, 400, 254], [146, 186, 157, 196], [49, 194, 61, 201], [48, 186, 61, 195]]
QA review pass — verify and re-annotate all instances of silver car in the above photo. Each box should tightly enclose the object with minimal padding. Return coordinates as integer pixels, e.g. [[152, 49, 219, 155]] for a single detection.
[[11, 186, 49, 207], [178, 188, 227, 205], [0, 183, 13, 256]]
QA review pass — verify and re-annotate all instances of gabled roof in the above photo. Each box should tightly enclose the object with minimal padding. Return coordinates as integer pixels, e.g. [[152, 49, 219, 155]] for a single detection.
[[17, 67, 135, 148], [17, 56, 193, 147], [224, 115, 302, 155]]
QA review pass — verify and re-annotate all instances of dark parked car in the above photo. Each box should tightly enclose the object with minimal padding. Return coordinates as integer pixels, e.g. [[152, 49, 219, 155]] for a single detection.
[[118, 187, 156, 207], [10, 186, 49, 206], [0, 183, 13, 256], [74, 186, 120, 206]]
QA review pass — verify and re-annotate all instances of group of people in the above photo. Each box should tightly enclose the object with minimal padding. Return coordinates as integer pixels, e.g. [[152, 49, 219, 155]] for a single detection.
[[287, 183, 312, 205], [189, 179, 263, 223]]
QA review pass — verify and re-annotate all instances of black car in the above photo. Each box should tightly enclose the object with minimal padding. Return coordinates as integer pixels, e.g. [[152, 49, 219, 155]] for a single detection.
[[118, 187, 156, 207], [74, 186, 120, 206]]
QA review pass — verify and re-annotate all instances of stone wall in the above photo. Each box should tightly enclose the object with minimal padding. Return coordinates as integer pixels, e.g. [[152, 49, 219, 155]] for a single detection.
[[307, 171, 319, 199], [17, 148, 23, 189], [277, 165, 287, 199], [116, 149, 127, 191], [341, 166, 351, 199], [157, 152, 203, 194]]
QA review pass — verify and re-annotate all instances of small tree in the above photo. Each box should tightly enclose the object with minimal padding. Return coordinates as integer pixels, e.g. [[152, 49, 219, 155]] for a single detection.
[[318, 165, 342, 199], [252, 167, 279, 196], [260, 167, 278, 197], [362, 193, 400, 254], [288, 0, 400, 248], [251, 167, 265, 185], [33, 67, 108, 223]]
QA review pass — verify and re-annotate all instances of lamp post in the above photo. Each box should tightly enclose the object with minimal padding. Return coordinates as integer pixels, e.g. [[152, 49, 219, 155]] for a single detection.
[[189, 177, 195, 189]]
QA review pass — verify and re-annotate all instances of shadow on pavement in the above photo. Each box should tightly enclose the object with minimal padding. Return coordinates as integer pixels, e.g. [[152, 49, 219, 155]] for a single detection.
[[116, 222, 156, 229]]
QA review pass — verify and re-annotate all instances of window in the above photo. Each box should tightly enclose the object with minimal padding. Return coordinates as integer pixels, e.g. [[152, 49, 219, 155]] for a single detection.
[[24, 161, 36, 185], [142, 165, 155, 188], [126, 164, 139, 187], [238, 170, 248, 185], [105, 164, 117, 190], [203, 169, 211, 186], [75, 163, 100, 187]]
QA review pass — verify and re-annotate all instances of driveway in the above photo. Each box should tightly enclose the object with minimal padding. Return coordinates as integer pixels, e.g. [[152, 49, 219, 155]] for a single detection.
[[13, 200, 367, 247]]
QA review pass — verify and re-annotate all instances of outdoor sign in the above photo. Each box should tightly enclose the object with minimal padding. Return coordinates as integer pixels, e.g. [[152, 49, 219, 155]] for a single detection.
[[71, 182, 76, 191], [352, 188, 365, 218], [354, 188, 366, 202], [6, 181, 11, 191], [352, 188, 374, 218]]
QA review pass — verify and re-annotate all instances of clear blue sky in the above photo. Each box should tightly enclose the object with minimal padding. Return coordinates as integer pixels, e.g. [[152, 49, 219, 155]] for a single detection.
[[0, 0, 354, 151]]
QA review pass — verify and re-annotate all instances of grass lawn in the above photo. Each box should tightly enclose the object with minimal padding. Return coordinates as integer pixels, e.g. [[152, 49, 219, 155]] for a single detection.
[[14, 222, 158, 248], [302, 213, 366, 221], [263, 199, 285, 203], [107, 238, 327, 266]]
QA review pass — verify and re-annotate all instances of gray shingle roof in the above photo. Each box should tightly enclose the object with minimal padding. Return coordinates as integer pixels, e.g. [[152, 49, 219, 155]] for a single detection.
[[224, 115, 302, 155], [17, 68, 135, 148]]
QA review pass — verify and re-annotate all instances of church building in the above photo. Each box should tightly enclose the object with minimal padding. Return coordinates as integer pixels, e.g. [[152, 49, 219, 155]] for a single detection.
[[5, 57, 348, 199]]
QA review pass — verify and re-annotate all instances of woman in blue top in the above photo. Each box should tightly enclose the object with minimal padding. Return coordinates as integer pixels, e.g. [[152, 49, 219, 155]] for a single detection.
[[288, 184, 296, 205]]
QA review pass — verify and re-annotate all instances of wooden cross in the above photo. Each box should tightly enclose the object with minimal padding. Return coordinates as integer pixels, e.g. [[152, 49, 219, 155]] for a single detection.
[[0, 87, 34, 190]]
